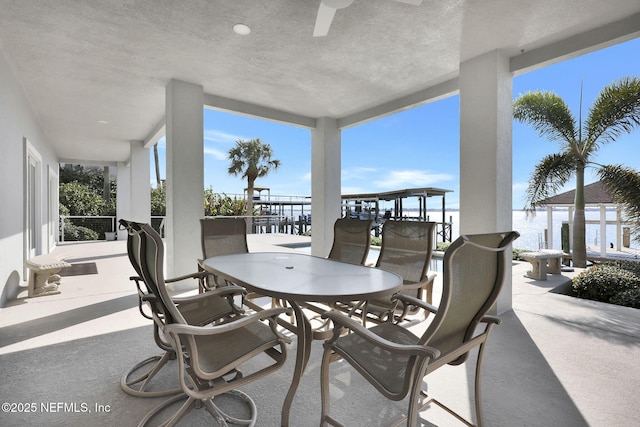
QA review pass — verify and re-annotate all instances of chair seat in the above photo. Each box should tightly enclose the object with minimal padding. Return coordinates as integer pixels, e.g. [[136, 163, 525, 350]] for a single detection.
[[334, 322, 420, 395], [177, 295, 238, 326], [192, 319, 283, 375]]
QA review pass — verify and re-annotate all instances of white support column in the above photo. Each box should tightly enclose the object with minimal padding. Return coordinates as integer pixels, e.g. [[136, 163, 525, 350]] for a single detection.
[[459, 50, 513, 313], [116, 161, 131, 241], [130, 141, 151, 223], [568, 206, 574, 251], [311, 118, 341, 257], [616, 207, 622, 251], [600, 204, 607, 257], [116, 141, 150, 240], [547, 205, 554, 249], [165, 79, 204, 278]]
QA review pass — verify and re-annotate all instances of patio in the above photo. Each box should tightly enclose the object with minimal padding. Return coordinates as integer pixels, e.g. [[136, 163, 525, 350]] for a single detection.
[[1, 235, 638, 426]]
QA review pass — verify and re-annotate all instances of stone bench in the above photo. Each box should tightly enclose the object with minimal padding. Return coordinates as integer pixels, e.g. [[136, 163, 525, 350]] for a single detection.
[[25, 254, 71, 297], [521, 250, 564, 281]]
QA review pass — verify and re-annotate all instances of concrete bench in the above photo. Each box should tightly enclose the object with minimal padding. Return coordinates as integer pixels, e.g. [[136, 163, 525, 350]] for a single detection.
[[25, 254, 71, 297], [521, 250, 564, 281]]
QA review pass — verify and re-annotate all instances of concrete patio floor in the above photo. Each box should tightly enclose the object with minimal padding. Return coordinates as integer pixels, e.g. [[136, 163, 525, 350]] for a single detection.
[[0, 234, 638, 426]]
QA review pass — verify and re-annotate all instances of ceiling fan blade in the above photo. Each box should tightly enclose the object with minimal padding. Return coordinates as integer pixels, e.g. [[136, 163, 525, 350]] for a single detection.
[[314, 3, 338, 37], [393, 0, 423, 5]]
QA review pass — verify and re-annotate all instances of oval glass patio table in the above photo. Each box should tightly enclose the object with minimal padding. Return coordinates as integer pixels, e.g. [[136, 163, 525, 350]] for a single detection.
[[202, 252, 402, 426]]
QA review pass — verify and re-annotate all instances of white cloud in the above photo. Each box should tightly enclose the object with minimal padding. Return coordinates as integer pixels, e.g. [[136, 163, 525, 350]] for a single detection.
[[204, 129, 246, 144], [203, 129, 247, 159], [512, 181, 529, 191], [373, 170, 453, 188], [342, 166, 378, 181], [204, 146, 227, 160]]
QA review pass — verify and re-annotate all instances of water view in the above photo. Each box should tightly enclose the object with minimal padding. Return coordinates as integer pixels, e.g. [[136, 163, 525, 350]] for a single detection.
[[440, 209, 636, 251]]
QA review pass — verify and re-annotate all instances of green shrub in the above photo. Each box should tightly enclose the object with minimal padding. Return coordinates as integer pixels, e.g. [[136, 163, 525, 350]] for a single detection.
[[512, 248, 531, 261], [436, 242, 451, 252], [60, 181, 109, 216], [572, 261, 640, 306], [370, 236, 382, 247], [151, 185, 166, 216], [610, 288, 640, 308], [204, 189, 247, 216], [62, 222, 99, 241]]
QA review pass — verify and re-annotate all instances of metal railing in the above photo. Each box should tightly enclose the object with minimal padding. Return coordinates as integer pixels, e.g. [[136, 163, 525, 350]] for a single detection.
[[59, 215, 117, 242], [59, 214, 452, 243], [58, 214, 308, 242], [59, 215, 167, 241], [204, 215, 311, 235]]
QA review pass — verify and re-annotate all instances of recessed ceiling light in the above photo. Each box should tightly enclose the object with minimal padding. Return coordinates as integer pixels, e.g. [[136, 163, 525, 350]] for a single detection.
[[233, 23, 251, 35], [97, 120, 109, 124]]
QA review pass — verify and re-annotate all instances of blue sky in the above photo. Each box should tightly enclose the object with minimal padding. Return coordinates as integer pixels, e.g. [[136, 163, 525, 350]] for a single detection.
[[152, 37, 640, 210]]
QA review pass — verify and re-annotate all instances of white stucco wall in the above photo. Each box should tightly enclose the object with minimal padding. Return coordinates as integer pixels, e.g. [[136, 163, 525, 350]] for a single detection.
[[0, 52, 59, 307]]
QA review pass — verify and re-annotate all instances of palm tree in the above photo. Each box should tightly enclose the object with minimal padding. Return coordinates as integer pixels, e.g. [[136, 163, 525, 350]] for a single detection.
[[153, 143, 161, 187], [227, 138, 281, 231], [513, 76, 640, 268]]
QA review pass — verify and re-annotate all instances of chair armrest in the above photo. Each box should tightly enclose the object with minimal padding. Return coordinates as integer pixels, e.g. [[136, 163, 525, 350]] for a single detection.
[[398, 273, 435, 292], [164, 307, 292, 336], [393, 293, 438, 315], [165, 271, 208, 284], [480, 315, 501, 325], [321, 311, 440, 359], [172, 285, 246, 304]]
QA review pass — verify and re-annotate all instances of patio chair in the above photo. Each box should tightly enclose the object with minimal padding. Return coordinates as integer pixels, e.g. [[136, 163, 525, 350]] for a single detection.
[[328, 218, 374, 265], [352, 220, 437, 325], [302, 218, 374, 335], [119, 219, 245, 398], [198, 217, 278, 312], [197, 217, 249, 292], [320, 231, 519, 427], [135, 222, 291, 426]]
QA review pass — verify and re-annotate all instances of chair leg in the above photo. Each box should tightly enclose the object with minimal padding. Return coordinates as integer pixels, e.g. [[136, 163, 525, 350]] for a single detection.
[[405, 371, 426, 427], [203, 389, 257, 426], [423, 277, 434, 319], [137, 390, 258, 427], [474, 342, 487, 427], [137, 393, 191, 427], [320, 346, 335, 426], [121, 351, 181, 397]]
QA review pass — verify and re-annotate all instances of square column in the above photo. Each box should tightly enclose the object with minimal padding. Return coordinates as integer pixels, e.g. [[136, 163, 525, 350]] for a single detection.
[[459, 50, 513, 313], [117, 141, 151, 240], [311, 118, 342, 257], [116, 161, 131, 241], [166, 79, 204, 278]]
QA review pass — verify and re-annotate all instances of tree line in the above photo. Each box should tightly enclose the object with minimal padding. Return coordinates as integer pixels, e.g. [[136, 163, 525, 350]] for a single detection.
[[59, 138, 280, 240]]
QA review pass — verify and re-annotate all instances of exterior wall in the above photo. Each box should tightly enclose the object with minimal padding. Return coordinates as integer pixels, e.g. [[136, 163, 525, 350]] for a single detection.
[[0, 52, 58, 307]]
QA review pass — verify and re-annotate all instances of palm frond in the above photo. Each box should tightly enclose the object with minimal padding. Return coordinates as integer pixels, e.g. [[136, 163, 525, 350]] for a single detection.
[[586, 76, 640, 146], [227, 138, 280, 180], [524, 153, 577, 213], [597, 164, 640, 239], [514, 91, 577, 145]]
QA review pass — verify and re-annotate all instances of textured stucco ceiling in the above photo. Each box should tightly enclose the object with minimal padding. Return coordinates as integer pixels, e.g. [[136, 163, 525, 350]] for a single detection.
[[0, 0, 639, 163]]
